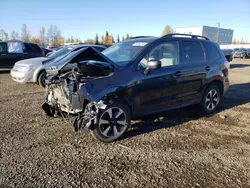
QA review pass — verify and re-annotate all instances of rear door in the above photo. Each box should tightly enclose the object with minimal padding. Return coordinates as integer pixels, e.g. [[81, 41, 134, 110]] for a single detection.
[[179, 39, 207, 106]]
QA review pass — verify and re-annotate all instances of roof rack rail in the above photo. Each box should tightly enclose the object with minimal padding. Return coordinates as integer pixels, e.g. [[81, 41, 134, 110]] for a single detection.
[[129, 36, 152, 39], [163, 33, 210, 40]]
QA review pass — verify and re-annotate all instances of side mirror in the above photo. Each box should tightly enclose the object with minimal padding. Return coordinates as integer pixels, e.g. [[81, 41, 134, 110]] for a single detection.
[[144, 60, 161, 75]]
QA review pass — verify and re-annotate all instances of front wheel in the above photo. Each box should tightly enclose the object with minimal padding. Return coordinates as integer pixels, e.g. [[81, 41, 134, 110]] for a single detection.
[[90, 102, 131, 142], [38, 71, 47, 88], [201, 84, 221, 114]]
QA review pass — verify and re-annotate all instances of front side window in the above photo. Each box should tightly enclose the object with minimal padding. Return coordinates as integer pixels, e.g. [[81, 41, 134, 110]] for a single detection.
[[202, 42, 221, 61], [139, 41, 178, 69], [182, 41, 205, 63], [0, 43, 7, 53]]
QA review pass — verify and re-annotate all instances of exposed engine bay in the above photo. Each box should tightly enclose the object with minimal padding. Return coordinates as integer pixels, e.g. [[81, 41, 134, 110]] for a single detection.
[[42, 47, 115, 131]]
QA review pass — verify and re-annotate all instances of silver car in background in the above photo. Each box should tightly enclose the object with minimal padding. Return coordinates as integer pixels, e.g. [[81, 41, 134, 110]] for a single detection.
[[10, 44, 106, 87]]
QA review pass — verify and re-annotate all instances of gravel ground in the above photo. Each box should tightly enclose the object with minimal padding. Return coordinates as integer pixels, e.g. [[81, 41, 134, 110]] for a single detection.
[[0, 59, 250, 188]]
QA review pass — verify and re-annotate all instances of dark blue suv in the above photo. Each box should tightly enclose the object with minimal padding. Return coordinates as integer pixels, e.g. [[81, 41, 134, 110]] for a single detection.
[[43, 34, 230, 142]]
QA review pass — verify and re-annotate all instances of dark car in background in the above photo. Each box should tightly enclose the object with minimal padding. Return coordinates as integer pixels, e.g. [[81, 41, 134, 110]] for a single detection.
[[233, 48, 249, 59], [222, 49, 233, 62], [0, 40, 43, 68], [247, 49, 250, 58]]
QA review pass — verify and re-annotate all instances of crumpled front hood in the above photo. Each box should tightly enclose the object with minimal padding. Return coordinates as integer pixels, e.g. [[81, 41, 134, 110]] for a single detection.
[[45, 47, 115, 76], [78, 60, 114, 77], [15, 57, 50, 66]]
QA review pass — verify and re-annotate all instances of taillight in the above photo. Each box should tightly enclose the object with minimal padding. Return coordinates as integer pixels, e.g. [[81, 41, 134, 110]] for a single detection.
[[42, 50, 45, 56]]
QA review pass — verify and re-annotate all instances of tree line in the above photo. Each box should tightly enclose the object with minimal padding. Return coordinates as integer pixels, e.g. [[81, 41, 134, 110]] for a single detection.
[[0, 24, 133, 46], [0, 24, 247, 46]]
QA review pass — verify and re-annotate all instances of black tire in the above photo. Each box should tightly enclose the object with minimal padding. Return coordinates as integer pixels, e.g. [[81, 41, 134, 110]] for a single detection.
[[90, 102, 131, 142], [201, 84, 221, 114], [38, 71, 46, 88]]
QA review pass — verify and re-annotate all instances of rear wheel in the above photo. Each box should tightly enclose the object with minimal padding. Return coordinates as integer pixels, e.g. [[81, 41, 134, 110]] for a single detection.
[[90, 102, 131, 142], [38, 71, 46, 88], [201, 84, 221, 114]]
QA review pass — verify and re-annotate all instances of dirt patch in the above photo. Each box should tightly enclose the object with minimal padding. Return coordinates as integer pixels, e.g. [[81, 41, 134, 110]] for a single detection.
[[1, 60, 250, 187]]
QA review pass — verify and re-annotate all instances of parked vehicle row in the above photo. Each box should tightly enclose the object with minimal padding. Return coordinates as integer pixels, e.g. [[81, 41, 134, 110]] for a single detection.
[[232, 48, 250, 59], [41, 34, 230, 142], [10, 44, 106, 87]]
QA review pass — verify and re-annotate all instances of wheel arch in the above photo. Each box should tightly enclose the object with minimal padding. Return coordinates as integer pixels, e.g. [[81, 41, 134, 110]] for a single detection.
[[205, 79, 224, 96], [36, 69, 45, 82]]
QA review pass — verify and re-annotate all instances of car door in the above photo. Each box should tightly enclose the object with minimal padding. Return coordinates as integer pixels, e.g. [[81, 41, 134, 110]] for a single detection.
[[0, 42, 8, 67], [178, 39, 207, 107], [133, 40, 183, 116]]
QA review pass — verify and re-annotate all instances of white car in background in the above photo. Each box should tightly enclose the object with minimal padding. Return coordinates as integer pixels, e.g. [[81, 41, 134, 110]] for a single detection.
[[10, 44, 107, 87]]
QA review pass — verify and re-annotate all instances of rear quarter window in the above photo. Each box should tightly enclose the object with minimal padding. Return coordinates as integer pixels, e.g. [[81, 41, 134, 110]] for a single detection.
[[24, 43, 34, 52], [202, 42, 221, 61]]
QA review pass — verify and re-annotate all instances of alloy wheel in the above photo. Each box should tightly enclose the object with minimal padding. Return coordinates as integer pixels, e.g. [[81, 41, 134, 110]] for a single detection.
[[98, 107, 128, 138], [205, 89, 220, 111]]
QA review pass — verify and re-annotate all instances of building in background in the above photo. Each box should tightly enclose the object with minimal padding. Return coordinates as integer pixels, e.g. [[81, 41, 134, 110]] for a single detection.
[[174, 26, 234, 44]]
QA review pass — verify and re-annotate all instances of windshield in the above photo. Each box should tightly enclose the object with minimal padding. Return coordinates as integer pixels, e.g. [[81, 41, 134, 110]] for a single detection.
[[102, 41, 149, 66], [48, 47, 72, 59]]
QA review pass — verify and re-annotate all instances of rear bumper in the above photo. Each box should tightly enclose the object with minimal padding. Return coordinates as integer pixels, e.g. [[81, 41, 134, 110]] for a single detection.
[[10, 70, 34, 83]]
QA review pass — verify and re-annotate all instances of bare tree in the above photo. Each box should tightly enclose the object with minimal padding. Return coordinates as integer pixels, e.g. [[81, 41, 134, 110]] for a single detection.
[[0, 29, 8, 40], [39, 27, 46, 46], [10, 30, 19, 40], [21, 24, 30, 42], [47, 25, 63, 46]]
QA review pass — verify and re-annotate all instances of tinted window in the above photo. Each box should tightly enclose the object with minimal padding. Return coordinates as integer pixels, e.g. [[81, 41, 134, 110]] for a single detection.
[[182, 41, 205, 63], [202, 42, 220, 61], [139, 41, 178, 69], [0, 43, 7, 52], [29, 44, 42, 52], [24, 43, 34, 52]]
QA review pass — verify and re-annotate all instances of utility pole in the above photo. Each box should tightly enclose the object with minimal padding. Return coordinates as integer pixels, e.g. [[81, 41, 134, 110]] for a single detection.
[[217, 22, 220, 44]]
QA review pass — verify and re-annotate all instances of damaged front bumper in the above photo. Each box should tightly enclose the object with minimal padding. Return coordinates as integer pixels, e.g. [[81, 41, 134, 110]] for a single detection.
[[42, 81, 107, 132]]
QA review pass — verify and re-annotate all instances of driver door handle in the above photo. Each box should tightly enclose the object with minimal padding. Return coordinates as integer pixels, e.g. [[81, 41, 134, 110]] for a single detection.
[[173, 71, 182, 77]]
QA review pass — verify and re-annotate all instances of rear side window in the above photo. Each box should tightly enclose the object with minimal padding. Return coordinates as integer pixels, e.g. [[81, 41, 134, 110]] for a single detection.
[[24, 43, 34, 52], [182, 41, 205, 63], [202, 42, 221, 61], [29, 44, 42, 52]]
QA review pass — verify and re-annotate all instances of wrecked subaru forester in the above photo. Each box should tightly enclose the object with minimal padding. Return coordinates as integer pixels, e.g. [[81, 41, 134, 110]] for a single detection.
[[42, 35, 230, 142]]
